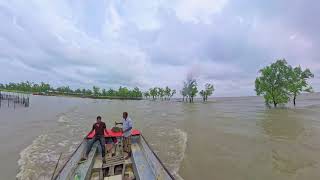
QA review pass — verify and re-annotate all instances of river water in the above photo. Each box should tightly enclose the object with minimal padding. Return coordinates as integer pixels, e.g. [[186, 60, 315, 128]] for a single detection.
[[1, 93, 320, 180]]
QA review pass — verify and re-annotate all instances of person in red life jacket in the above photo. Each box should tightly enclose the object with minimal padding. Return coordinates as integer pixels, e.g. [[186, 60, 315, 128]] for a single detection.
[[82, 116, 107, 163]]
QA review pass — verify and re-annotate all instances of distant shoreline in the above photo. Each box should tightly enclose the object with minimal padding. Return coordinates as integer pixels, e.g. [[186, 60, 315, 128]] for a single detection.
[[0, 89, 142, 100], [1, 89, 317, 100]]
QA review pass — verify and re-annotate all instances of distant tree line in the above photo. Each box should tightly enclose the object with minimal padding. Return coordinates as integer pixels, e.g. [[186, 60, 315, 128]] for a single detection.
[[0, 81, 51, 93], [255, 59, 314, 107], [4, 59, 312, 106], [144, 86, 176, 100], [0, 82, 143, 99]]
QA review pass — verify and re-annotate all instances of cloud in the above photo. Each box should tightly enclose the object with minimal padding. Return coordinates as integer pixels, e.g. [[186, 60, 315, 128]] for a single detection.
[[0, 0, 319, 96], [170, 0, 228, 24]]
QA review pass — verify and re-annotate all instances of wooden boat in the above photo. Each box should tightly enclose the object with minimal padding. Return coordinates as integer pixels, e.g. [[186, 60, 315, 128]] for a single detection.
[[53, 129, 175, 180]]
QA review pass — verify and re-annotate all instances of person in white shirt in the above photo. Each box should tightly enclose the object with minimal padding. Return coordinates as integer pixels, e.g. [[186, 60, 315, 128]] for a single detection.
[[122, 112, 133, 159]]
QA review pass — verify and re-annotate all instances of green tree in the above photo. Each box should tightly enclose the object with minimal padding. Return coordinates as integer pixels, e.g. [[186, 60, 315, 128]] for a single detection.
[[132, 87, 142, 97], [75, 88, 82, 94], [117, 86, 129, 97], [92, 86, 100, 96], [186, 78, 198, 103], [180, 82, 188, 102], [39, 82, 51, 92], [288, 66, 314, 106], [164, 86, 171, 100], [199, 83, 214, 102], [144, 91, 150, 99], [199, 90, 206, 102], [149, 88, 157, 100], [169, 89, 176, 100], [56, 86, 72, 93], [81, 88, 86, 95], [204, 83, 214, 101], [158, 87, 165, 100], [107, 88, 115, 96], [102, 88, 107, 96], [33, 83, 40, 92], [255, 59, 291, 107], [86, 89, 93, 95]]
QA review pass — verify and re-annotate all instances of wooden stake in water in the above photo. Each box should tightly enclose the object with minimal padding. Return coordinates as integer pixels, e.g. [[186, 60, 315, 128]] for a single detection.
[[51, 153, 62, 180]]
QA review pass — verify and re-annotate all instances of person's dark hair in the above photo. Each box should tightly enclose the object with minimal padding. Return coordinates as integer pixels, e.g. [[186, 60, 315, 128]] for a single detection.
[[97, 116, 102, 120], [123, 112, 128, 117]]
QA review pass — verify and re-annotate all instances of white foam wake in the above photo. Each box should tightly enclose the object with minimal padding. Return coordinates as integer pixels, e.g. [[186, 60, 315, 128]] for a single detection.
[[57, 114, 70, 123], [170, 128, 187, 180], [153, 127, 187, 180], [16, 134, 56, 180]]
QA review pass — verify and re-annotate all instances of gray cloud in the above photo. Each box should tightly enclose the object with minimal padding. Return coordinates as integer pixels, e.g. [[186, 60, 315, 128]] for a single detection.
[[0, 0, 319, 96]]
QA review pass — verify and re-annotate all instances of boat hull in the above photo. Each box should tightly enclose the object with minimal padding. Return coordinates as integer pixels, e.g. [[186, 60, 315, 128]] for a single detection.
[[54, 134, 175, 180]]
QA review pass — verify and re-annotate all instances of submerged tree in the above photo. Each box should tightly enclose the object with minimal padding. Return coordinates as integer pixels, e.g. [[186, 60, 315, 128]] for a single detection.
[[180, 82, 188, 102], [199, 83, 215, 102], [169, 89, 176, 100], [164, 86, 171, 100], [149, 87, 157, 100], [131, 87, 142, 97], [199, 90, 206, 102], [143, 91, 150, 99], [184, 76, 198, 103], [146, 87, 175, 101], [255, 59, 291, 107], [205, 83, 214, 101], [288, 66, 314, 106], [158, 87, 165, 100]]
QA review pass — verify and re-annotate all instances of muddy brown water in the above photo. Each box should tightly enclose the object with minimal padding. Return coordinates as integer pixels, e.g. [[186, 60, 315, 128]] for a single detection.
[[1, 93, 320, 180]]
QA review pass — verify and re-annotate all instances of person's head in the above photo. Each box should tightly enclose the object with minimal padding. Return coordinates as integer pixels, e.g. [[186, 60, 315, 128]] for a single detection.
[[123, 112, 128, 119], [96, 116, 102, 122]]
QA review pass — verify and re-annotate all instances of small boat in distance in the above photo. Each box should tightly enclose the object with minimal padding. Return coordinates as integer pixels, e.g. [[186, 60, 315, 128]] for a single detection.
[[53, 129, 175, 180]]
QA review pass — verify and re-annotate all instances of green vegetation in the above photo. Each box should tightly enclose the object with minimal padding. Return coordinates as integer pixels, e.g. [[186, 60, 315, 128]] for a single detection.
[[181, 77, 198, 103], [0, 82, 143, 100], [199, 83, 214, 102], [180, 77, 215, 103], [144, 87, 176, 100], [255, 59, 314, 107], [0, 81, 52, 93], [287, 66, 314, 106], [187, 78, 198, 103], [180, 83, 188, 102]]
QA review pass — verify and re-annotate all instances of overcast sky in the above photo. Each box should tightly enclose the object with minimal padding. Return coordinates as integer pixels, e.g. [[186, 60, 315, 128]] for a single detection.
[[0, 0, 319, 97]]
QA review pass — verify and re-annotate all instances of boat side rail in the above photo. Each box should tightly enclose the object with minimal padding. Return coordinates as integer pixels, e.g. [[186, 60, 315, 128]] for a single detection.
[[53, 139, 85, 180]]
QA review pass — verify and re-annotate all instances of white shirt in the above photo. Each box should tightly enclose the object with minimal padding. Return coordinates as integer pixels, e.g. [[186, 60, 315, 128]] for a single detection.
[[122, 117, 133, 137]]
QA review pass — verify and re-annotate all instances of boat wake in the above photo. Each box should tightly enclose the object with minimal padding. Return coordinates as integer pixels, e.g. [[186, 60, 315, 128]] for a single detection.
[[17, 134, 58, 180], [169, 128, 187, 180], [17, 106, 188, 180], [57, 114, 70, 123], [16, 111, 84, 180], [150, 127, 187, 180]]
